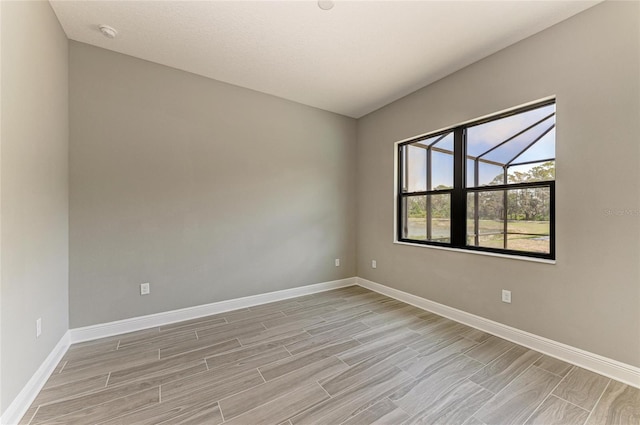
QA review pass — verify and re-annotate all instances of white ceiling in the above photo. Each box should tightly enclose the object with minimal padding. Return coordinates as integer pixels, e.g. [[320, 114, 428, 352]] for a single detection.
[[50, 0, 600, 118]]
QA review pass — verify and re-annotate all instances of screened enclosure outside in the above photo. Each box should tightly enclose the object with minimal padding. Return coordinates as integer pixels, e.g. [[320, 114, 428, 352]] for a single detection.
[[398, 100, 555, 259]]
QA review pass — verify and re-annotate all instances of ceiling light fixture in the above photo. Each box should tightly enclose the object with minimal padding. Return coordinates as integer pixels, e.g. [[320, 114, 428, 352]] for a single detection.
[[98, 24, 118, 39], [317, 0, 334, 11]]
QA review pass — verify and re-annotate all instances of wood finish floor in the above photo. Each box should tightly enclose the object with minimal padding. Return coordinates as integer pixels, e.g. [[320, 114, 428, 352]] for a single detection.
[[19, 286, 640, 425]]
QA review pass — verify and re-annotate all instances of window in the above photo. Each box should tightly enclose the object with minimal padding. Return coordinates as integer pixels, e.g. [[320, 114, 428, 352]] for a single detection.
[[397, 100, 555, 260]]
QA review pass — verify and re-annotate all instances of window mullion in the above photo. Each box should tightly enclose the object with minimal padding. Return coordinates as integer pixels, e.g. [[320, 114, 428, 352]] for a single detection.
[[426, 147, 432, 240], [451, 128, 466, 247]]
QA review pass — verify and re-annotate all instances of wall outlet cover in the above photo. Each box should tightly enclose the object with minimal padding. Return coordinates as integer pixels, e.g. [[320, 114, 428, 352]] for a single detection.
[[502, 289, 512, 303]]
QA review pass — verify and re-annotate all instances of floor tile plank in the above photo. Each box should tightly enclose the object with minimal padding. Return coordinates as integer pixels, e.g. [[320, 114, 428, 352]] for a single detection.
[[552, 366, 610, 411], [390, 355, 485, 416], [341, 398, 409, 425], [222, 383, 330, 425], [285, 321, 368, 356], [259, 338, 359, 381], [219, 355, 347, 420], [32, 387, 160, 425], [401, 379, 493, 425], [401, 336, 478, 377], [585, 380, 640, 425], [474, 366, 562, 425], [291, 366, 412, 425], [464, 336, 517, 365], [320, 346, 416, 396], [524, 395, 589, 425], [469, 346, 542, 393], [161, 367, 265, 402], [533, 355, 574, 377]]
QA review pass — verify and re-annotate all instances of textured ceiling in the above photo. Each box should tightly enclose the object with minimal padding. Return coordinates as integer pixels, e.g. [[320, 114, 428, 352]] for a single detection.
[[50, 1, 600, 118]]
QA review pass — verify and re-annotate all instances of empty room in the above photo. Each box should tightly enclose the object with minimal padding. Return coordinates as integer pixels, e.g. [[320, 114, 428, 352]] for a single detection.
[[1, 0, 639, 424]]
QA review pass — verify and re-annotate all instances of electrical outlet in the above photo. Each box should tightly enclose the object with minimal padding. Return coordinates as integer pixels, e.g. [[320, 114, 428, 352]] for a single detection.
[[140, 282, 150, 295], [335, 258, 340, 267], [502, 289, 512, 304], [36, 318, 42, 338], [372, 260, 377, 269]]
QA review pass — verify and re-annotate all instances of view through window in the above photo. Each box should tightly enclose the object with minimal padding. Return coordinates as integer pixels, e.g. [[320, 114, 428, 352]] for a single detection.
[[398, 100, 555, 259]]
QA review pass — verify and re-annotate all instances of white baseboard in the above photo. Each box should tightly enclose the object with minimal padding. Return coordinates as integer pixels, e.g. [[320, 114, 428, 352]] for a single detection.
[[356, 277, 640, 389], [70, 277, 356, 344], [0, 332, 70, 425]]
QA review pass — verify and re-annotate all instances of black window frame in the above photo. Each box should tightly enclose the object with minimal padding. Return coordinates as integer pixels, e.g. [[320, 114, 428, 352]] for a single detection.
[[396, 99, 556, 260]]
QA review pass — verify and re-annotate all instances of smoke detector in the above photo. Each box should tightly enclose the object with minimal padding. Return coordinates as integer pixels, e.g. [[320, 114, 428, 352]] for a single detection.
[[98, 24, 118, 39]]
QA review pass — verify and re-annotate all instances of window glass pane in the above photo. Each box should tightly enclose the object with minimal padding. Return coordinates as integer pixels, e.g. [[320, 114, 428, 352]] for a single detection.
[[511, 128, 555, 164], [466, 193, 475, 240], [478, 162, 504, 186], [466, 103, 555, 189], [482, 120, 554, 164], [402, 195, 426, 240], [467, 191, 505, 249], [506, 187, 551, 253], [401, 194, 450, 242], [433, 132, 454, 152], [466, 159, 475, 187], [429, 193, 451, 242], [431, 151, 453, 189], [404, 144, 426, 192], [507, 161, 555, 183], [467, 103, 555, 158]]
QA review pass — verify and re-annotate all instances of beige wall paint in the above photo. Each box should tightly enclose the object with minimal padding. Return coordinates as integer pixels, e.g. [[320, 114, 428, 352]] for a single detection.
[[356, 1, 640, 367], [69, 42, 357, 327], [0, 0, 69, 414]]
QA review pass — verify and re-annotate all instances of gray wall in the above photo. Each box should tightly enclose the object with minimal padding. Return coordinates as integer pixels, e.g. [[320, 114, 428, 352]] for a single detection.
[[0, 0, 69, 414], [69, 42, 357, 327], [356, 0, 640, 367]]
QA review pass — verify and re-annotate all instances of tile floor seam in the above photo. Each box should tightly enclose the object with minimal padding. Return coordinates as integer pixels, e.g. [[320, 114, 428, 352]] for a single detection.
[[388, 396, 413, 423], [256, 367, 268, 384], [23, 405, 40, 425], [479, 361, 536, 400], [316, 380, 333, 399], [456, 378, 497, 424], [282, 344, 294, 357], [465, 377, 497, 396], [32, 385, 161, 425], [520, 365, 572, 425], [542, 364, 575, 379], [549, 393, 591, 413], [581, 378, 612, 425], [468, 348, 543, 392], [219, 400, 226, 423]]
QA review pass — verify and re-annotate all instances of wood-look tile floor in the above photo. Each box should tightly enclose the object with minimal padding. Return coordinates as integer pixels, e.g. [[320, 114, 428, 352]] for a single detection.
[[19, 286, 640, 425]]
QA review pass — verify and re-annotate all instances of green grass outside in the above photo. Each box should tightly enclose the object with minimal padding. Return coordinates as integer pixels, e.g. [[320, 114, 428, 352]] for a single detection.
[[407, 218, 550, 253]]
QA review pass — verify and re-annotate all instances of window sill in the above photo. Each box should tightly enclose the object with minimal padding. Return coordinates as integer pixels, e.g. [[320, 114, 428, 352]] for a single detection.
[[393, 240, 556, 264]]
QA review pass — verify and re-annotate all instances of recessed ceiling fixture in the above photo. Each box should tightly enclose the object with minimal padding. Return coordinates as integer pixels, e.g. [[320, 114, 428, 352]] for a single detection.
[[98, 24, 118, 39], [317, 0, 334, 11]]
